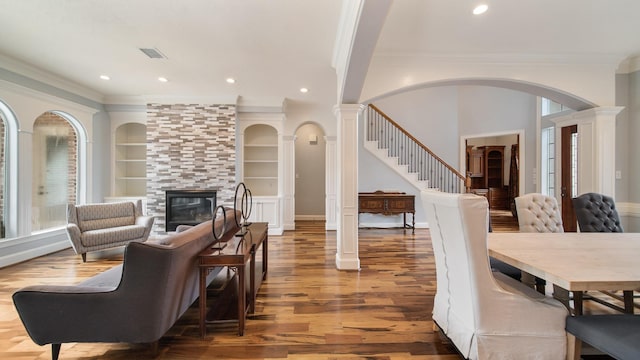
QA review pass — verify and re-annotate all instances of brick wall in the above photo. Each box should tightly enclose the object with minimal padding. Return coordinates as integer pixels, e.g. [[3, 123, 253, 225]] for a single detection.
[[146, 104, 236, 234]]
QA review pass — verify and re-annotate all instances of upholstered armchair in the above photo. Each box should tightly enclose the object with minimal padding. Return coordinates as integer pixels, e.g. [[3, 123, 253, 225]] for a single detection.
[[421, 190, 568, 360], [66, 200, 154, 262], [572, 192, 623, 232]]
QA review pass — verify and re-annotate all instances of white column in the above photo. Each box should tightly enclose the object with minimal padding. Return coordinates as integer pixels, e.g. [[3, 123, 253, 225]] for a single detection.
[[325, 136, 337, 230], [334, 104, 363, 270], [553, 106, 623, 197], [17, 129, 33, 237], [282, 135, 295, 230]]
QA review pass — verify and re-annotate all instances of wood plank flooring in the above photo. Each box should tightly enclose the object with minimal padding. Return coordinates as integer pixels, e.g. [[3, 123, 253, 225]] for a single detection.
[[1, 221, 464, 360]]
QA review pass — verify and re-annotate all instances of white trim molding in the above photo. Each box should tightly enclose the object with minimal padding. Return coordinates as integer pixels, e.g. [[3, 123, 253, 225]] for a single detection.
[[617, 202, 640, 218]]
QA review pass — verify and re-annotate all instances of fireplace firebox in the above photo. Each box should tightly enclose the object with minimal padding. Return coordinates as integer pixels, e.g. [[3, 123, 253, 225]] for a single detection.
[[165, 190, 217, 232]]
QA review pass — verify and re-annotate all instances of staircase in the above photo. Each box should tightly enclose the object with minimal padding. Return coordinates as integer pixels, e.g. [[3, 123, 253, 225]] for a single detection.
[[365, 104, 465, 193]]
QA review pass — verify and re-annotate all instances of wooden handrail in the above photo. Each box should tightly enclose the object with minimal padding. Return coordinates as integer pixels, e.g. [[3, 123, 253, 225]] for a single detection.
[[368, 104, 465, 180]]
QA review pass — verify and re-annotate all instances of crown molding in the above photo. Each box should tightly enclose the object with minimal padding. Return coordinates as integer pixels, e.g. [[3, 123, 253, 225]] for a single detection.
[[0, 54, 104, 104], [372, 52, 626, 66]]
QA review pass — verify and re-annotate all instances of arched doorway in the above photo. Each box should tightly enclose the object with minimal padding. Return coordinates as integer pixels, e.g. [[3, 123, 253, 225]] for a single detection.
[[294, 123, 326, 223]]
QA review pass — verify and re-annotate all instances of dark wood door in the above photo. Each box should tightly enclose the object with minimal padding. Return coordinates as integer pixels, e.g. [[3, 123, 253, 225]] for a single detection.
[[561, 125, 577, 232]]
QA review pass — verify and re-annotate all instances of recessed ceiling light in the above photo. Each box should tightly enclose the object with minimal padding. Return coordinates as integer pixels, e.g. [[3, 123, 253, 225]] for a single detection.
[[158, 77, 168, 82], [473, 4, 488, 15], [226, 78, 236, 84], [99, 75, 110, 80], [300, 87, 309, 93]]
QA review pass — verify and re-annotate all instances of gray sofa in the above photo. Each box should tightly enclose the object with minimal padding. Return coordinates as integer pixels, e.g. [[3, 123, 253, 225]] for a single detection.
[[66, 200, 155, 262], [13, 209, 241, 360]]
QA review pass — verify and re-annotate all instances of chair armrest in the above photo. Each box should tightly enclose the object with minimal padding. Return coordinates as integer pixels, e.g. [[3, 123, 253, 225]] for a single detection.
[[135, 215, 154, 229], [13, 280, 164, 345], [65, 223, 83, 253]]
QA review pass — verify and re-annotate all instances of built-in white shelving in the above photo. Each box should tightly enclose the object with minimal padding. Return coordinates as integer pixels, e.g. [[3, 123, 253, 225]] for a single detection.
[[243, 125, 278, 196], [114, 123, 147, 197]]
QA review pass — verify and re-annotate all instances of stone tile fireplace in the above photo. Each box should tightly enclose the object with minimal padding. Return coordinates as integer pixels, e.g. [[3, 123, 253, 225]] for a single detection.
[[146, 103, 236, 234], [165, 190, 217, 232]]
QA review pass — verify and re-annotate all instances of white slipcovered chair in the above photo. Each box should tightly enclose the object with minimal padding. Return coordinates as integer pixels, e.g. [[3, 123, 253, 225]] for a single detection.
[[422, 190, 568, 360]]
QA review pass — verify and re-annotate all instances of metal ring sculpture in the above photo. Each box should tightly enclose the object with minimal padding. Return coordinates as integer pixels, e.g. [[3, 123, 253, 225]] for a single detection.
[[233, 182, 253, 228], [211, 205, 227, 241]]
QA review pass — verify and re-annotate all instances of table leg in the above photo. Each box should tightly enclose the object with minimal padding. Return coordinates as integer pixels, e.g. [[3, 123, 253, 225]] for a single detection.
[[624, 290, 634, 314], [249, 247, 256, 314], [553, 285, 572, 314], [573, 291, 584, 316], [403, 212, 407, 233], [412, 212, 415, 234], [237, 265, 245, 336], [199, 266, 207, 338], [263, 234, 268, 280]]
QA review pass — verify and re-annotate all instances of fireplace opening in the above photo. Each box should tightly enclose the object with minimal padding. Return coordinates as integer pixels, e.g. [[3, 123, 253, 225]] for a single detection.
[[165, 190, 217, 232]]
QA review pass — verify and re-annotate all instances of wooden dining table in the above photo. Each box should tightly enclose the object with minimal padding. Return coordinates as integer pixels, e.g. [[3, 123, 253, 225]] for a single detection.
[[488, 232, 640, 315]]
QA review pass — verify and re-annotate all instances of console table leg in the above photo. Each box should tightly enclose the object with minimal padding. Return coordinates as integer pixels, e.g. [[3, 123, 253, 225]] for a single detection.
[[199, 267, 207, 338], [237, 265, 246, 336]]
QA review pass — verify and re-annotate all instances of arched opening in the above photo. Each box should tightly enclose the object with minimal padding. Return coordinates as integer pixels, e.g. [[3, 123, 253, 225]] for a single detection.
[[243, 124, 279, 196], [294, 123, 326, 223], [31, 112, 79, 231]]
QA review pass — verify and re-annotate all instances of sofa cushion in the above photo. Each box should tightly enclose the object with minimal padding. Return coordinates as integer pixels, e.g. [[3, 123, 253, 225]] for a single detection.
[[81, 225, 147, 247], [76, 202, 136, 231], [158, 208, 240, 247]]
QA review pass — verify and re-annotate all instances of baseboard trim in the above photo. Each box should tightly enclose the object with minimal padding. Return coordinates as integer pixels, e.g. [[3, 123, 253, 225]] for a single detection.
[[295, 215, 326, 221], [0, 230, 70, 268], [358, 221, 428, 229]]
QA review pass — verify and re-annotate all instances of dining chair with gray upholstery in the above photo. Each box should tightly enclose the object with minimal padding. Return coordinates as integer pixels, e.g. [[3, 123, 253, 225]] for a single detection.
[[572, 192, 623, 233], [572, 192, 633, 313]]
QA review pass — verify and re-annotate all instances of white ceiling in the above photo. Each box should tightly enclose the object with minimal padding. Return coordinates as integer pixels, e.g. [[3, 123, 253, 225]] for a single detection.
[[1, 0, 640, 107]]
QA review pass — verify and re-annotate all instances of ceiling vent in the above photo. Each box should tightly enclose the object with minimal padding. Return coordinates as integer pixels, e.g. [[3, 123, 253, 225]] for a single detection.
[[139, 48, 167, 59]]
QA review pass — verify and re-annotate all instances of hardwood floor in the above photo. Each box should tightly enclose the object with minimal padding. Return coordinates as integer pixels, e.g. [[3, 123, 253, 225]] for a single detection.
[[1, 221, 465, 360], [0, 215, 616, 359]]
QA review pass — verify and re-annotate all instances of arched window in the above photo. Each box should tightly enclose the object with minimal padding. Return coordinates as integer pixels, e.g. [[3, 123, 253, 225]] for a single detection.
[[31, 112, 78, 231]]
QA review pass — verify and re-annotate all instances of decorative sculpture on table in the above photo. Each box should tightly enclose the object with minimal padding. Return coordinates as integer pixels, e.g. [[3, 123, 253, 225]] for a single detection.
[[211, 205, 227, 250], [233, 182, 253, 236]]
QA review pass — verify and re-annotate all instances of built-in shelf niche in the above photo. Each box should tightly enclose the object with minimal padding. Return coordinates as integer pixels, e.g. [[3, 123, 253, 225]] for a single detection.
[[114, 123, 147, 197], [243, 124, 278, 196]]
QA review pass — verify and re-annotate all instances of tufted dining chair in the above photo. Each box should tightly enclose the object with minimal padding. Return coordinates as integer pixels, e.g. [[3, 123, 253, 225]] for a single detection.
[[515, 193, 564, 234], [572, 192, 623, 233], [421, 190, 568, 360], [572, 192, 632, 313], [513, 193, 563, 293]]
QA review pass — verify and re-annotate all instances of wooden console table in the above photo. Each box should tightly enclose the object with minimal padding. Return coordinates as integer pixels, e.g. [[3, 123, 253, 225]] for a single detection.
[[198, 222, 268, 337], [358, 191, 415, 234]]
